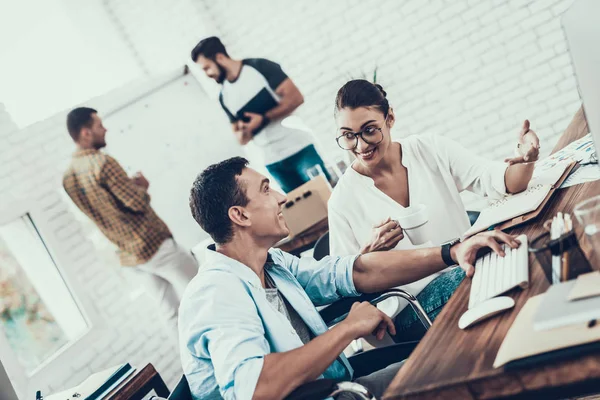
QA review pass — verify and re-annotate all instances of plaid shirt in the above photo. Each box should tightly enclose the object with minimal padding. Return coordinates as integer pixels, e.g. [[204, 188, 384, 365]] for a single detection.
[[63, 149, 172, 266]]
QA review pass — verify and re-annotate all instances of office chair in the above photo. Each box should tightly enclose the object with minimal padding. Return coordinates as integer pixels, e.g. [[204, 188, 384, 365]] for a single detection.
[[168, 376, 193, 400], [313, 232, 432, 343], [165, 282, 424, 399], [167, 374, 376, 400], [467, 210, 480, 226], [166, 232, 432, 399], [313, 231, 330, 261]]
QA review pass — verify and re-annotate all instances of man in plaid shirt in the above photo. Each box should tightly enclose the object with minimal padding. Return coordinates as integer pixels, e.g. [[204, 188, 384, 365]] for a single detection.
[[63, 107, 198, 340]]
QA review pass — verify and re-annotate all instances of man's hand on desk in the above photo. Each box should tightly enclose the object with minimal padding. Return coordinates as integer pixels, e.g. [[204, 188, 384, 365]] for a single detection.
[[451, 231, 521, 278], [505, 119, 541, 165]]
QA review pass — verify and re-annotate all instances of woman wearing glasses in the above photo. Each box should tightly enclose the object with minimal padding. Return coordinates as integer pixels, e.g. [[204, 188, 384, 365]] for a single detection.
[[328, 79, 540, 341]]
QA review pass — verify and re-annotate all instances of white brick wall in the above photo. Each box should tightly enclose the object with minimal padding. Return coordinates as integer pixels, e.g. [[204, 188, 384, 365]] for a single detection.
[[0, 102, 181, 399], [0, 0, 587, 397], [102, 0, 214, 75], [198, 0, 580, 165]]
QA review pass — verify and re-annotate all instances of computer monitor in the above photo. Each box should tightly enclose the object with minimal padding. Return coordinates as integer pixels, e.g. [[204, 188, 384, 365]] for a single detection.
[[563, 0, 600, 152], [0, 359, 19, 400]]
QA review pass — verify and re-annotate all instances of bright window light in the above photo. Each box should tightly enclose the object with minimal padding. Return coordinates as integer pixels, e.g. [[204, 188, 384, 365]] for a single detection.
[[0, 214, 88, 375]]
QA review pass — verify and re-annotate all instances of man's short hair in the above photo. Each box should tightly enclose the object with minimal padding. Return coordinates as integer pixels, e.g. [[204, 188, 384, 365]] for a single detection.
[[190, 36, 229, 62], [189, 157, 249, 244], [66, 107, 97, 141]]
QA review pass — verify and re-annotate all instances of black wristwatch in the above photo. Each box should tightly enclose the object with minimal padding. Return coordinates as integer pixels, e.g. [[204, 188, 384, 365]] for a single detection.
[[441, 238, 461, 266]]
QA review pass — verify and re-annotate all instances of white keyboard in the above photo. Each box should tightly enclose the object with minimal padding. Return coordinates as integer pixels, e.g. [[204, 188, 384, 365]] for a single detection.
[[468, 234, 529, 309]]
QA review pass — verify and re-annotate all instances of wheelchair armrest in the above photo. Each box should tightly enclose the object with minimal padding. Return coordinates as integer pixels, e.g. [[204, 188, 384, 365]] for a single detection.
[[348, 341, 419, 378], [319, 292, 383, 326], [319, 288, 433, 330], [285, 379, 374, 400]]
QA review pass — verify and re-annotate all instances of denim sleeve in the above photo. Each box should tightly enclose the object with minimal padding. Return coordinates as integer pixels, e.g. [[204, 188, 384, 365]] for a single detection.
[[272, 249, 361, 306], [180, 271, 269, 400]]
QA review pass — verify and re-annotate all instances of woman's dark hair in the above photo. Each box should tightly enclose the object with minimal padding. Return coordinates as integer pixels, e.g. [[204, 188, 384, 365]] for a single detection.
[[334, 79, 389, 118], [189, 157, 249, 244]]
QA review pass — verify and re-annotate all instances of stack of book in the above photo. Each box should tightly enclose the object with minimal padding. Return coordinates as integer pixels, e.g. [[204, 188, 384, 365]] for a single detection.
[[47, 364, 135, 400]]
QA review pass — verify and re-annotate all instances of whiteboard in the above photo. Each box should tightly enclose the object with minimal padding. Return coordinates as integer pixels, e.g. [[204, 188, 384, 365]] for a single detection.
[[102, 68, 245, 250]]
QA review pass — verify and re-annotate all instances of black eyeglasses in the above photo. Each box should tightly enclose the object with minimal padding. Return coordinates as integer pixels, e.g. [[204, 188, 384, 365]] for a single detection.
[[336, 124, 385, 150]]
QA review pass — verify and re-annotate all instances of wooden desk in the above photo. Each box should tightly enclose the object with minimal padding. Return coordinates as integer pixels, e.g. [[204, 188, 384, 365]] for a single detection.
[[274, 218, 329, 256], [385, 107, 600, 400], [107, 364, 169, 400]]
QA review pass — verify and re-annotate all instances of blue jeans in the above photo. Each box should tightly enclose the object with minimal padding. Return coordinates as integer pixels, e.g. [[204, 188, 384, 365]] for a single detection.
[[392, 267, 466, 342], [266, 145, 331, 193]]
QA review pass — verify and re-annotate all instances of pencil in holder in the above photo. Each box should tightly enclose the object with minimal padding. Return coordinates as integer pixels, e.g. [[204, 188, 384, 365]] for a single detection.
[[529, 230, 593, 283]]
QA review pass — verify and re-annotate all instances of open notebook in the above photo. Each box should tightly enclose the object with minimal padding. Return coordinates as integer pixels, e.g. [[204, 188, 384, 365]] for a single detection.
[[463, 159, 575, 238]]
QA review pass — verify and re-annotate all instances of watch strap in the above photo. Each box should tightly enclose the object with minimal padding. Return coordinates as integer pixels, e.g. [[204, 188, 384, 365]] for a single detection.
[[441, 239, 459, 266]]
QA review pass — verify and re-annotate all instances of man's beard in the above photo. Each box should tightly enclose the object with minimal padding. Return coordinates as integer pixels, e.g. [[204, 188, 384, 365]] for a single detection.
[[92, 138, 106, 150], [215, 62, 227, 84]]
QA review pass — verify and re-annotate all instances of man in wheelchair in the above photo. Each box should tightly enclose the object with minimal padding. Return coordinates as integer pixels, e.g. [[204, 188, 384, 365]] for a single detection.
[[180, 157, 520, 399]]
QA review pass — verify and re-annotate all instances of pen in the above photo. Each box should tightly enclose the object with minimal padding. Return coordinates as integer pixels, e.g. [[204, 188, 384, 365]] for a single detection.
[[562, 245, 569, 281], [562, 214, 573, 281], [551, 216, 560, 284]]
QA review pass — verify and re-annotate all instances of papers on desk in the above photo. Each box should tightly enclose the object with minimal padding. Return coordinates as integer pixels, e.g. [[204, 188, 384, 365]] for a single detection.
[[464, 160, 573, 238], [538, 133, 595, 172], [560, 163, 600, 188], [464, 134, 597, 238], [555, 133, 599, 188]]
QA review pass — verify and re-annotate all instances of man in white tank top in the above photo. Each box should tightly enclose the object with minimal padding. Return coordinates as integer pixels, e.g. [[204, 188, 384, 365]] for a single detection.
[[191, 36, 330, 193]]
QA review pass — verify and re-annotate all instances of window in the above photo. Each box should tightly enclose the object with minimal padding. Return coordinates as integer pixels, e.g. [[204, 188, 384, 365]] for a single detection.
[[0, 214, 88, 376], [0, 0, 143, 128]]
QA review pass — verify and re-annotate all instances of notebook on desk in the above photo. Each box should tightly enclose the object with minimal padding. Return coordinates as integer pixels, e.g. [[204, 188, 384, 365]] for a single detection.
[[493, 294, 600, 370], [568, 271, 600, 301], [463, 160, 575, 238], [532, 278, 600, 331]]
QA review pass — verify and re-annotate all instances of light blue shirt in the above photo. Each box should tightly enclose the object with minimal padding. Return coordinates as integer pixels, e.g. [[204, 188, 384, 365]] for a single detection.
[[178, 246, 360, 399]]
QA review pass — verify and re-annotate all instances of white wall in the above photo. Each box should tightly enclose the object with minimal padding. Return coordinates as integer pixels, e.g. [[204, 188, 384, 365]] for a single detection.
[[103, 0, 582, 205], [0, 0, 585, 397], [0, 2, 191, 392], [0, 0, 143, 128], [101, 70, 245, 249], [201, 0, 580, 163], [103, 0, 216, 75], [0, 94, 182, 398]]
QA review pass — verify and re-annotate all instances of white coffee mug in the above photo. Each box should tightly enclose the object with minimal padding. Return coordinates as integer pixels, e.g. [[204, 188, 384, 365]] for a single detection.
[[397, 203, 431, 245]]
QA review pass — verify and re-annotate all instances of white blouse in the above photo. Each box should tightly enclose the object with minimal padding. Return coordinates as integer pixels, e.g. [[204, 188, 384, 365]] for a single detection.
[[328, 134, 509, 315]]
